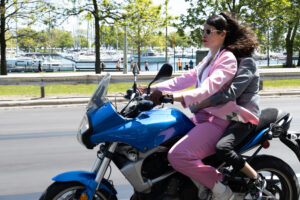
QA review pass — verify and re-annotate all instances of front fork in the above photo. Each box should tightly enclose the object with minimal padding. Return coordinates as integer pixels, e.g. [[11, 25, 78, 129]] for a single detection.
[[95, 142, 118, 189], [86, 142, 118, 199]]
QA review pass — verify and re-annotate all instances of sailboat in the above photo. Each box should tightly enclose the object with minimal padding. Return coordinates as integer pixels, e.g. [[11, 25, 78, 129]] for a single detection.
[[131, 49, 165, 63]]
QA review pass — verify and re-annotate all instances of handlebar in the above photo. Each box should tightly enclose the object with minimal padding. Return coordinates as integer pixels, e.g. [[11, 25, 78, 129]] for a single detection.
[[160, 96, 174, 104], [121, 89, 173, 118]]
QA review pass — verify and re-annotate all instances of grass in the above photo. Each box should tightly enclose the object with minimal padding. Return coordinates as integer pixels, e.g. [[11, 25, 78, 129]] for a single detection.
[[0, 80, 299, 97], [0, 82, 147, 97], [263, 79, 300, 87], [259, 65, 300, 68], [259, 65, 284, 68]]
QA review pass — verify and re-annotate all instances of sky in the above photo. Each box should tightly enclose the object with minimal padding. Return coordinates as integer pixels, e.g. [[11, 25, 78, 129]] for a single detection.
[[153, 0, 189, 16], [62, 0, 190, 32]]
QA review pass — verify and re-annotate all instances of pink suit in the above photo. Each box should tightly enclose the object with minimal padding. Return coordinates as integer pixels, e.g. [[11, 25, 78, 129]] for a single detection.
[[154, 49, 258, 189]]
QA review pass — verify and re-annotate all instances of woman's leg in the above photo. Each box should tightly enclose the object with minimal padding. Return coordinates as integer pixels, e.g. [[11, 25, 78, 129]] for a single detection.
[[168, 116, 229, 190], [215, 121, 267, 198], [215, 122, 256, 173]]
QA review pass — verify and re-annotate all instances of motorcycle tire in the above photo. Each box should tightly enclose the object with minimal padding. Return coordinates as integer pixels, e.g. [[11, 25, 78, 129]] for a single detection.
[[249, 155, 300, 200], [39, 181, 117, 200]]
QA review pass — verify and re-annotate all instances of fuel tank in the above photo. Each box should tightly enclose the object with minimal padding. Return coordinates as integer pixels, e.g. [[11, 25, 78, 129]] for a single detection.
[[89, 102, 195, 152]]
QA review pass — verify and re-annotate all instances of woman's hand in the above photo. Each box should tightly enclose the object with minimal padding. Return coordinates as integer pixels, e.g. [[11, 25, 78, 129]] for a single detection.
[[189, 98, 212, 113], [195, 98, 212, 109], [149, 90, 163, 105], [137, 85, 148, 95], [149, 90, 173, 105], [150, 90, 184, 105]]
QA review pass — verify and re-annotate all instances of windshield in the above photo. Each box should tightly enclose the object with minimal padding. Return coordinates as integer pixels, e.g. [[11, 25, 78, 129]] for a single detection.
[[86, 73, 111, 111]]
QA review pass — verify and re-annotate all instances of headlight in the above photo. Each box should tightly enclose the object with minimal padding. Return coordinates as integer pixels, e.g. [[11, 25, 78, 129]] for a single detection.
[[77, 114, 90, 145]]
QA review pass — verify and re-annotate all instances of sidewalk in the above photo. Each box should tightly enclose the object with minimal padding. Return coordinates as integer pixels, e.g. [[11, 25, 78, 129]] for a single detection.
[[1, 88, 300, 107]]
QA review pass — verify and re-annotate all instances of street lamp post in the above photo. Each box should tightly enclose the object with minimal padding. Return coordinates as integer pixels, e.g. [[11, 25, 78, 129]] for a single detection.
[[123, 24, 128, 74]]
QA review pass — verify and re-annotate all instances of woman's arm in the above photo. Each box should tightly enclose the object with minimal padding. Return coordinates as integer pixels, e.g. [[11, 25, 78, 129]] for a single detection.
[[189, 58, 256, 112], [209, 58, 256, 106], [153, 58, 207, 92], [179, 51, 237, 107]]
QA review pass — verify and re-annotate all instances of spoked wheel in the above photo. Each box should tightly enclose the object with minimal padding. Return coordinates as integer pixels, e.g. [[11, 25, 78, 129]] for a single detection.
[[39, 181, 117, 200], [246, 155, 300, 200]]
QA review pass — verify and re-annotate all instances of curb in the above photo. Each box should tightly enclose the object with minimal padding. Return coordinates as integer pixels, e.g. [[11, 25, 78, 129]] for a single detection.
[[259, 91, 300, 97], [0, 98, 90, 107], [0, 96, 125, 107]]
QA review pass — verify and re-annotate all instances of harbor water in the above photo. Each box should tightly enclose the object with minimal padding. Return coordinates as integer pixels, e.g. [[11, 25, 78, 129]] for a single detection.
[[6, 55, 298, 73], [98, 58, 298, 72]]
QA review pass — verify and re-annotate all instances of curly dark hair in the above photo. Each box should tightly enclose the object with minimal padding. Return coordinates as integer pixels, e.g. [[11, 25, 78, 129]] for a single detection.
[[205, 12, 258, 58]]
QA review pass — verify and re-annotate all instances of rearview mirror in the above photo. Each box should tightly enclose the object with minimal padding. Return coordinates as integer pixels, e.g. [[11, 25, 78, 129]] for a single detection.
[[147, 63, 173, 94], [153, 63, 173, 82]]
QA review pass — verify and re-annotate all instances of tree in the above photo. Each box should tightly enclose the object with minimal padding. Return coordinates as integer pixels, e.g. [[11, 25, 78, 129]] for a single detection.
[[65, 0, 120, 74], [181, 0, 299, 68], [168, 31, 192, 48], [52, 29, 74, 51], [6, 31, 16, 50], [283, 0, 299, 68], [100, 25, 123, 49], [248, 0, 299, 67], [149, 32, 165, 48], [125, 0, 162, 69], [295, 31, 300, 66], [163, 0, 173, 63], [17, 28, 38, 52], [36, 31, 49, 53], [179, 0, 252, 47], [79, 35, 89, 49], [0, 0, 45, 75]]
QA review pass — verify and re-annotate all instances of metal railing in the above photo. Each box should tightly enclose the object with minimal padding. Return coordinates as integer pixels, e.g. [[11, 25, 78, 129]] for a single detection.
[[1, 68, 300, 97]]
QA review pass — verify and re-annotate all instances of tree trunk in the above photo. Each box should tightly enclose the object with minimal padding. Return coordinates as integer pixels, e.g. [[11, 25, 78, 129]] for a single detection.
[[93, 0, 101, 74], [284, 15, 299, 68], [0, 0, 7, 75], [137, 44, 141, 70], [285, 40, 293, 68], [285, 24, 294, 68], [297, 49, 300, 66], [165, 0, 168, 63], [165, 26, 168, 63], [137, 25, 141, 70]]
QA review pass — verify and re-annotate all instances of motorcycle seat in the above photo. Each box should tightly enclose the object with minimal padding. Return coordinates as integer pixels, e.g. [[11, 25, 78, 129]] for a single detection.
[[234, 108, 290, 151], [203, 108, 290, 167]]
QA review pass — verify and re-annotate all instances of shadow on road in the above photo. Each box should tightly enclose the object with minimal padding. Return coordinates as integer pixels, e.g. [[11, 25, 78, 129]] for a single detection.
[[0, 185, 133, 200]]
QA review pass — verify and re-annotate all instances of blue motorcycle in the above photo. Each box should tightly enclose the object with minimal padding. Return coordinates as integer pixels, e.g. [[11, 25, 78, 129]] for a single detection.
[[40, 64, 300, 200]]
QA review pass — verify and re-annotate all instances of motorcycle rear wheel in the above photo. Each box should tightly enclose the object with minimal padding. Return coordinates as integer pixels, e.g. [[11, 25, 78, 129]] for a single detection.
[[249, 155, 300, 200], [39, 181, 117, 200]]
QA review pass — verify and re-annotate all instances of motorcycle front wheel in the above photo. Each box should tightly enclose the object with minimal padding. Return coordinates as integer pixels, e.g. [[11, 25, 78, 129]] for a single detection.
[[248, 155, 300, 200], [39, 181, 117, 200]]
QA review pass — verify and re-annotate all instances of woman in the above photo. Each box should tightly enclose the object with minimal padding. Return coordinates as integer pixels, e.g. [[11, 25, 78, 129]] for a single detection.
[[147, 12, 259, 200], [188, 13, 263, 198], [192, 57, 264, 198]]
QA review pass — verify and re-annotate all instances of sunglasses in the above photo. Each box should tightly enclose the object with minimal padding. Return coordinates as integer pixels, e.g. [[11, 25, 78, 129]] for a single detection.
[[200, 29, 220, 36]]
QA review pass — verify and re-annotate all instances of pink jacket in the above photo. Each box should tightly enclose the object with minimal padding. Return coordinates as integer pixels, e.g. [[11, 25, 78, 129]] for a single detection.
[[154, 49, 259, 125]]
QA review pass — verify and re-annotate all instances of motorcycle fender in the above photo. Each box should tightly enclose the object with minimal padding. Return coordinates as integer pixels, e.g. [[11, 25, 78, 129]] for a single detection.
[[52, 171, 117, 196], [280, 136, 300, 162]]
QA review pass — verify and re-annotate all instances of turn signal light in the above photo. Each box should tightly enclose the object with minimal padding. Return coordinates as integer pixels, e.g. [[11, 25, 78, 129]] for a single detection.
[[80, 193, 88, 200], [262, 141, 270, 149]]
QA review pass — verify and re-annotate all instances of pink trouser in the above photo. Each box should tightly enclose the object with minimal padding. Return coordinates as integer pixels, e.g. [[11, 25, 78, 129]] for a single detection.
[[168, 110, 230, 189]]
